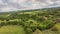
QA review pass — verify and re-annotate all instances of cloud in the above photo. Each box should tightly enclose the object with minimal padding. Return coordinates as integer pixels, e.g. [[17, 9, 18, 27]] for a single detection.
[[0, 6, 19, 12], [0, 0, 60, 12]]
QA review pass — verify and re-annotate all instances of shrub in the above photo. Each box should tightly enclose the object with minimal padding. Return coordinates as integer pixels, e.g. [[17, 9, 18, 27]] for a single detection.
[[25, 28, 33, 34], [7, 20, 18, 25], [38, 20, 55, 30], [0, 22, 6, 26], [51, 27, 58, 31], [52, 23, 60, 32]]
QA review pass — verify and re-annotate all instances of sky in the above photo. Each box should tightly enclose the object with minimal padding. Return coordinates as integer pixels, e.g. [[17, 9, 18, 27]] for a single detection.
[[0, 0, 60, 12]]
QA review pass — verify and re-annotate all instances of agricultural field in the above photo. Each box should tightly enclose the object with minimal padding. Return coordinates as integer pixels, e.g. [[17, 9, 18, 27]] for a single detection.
[[0, 7, 60, 34]]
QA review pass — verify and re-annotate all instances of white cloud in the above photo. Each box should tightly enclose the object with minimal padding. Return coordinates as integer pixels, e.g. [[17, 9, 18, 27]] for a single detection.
[[0, 0, 4, 5], [0, 0, 60, 12], [0, 6, 18, 12], [56, 1, 60, 4], [46, 0, 54, 4]]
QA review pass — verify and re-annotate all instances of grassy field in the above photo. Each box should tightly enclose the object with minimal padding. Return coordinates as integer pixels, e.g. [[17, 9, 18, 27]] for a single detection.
[[0, 25, 26, 34]]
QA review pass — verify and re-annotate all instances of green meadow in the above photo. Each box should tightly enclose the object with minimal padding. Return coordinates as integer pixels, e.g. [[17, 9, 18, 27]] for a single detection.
[[0, 25, 26, 34]]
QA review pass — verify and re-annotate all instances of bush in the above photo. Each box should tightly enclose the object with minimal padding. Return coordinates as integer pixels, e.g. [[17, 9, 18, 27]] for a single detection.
[[52, 23, 60, 32], [51, 27, 58, 31], [25, 28, 33, 34], [38, 20, 55, 30], [0, 22, 6, 26], [7, 20, 18, 25]]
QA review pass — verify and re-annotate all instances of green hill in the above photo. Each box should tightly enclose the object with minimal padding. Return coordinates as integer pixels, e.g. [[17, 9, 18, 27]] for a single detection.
[[0, 7, 60, 34]]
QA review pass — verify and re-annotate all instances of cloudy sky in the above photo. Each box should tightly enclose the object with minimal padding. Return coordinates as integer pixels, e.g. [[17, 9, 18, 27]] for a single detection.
[[0, 0, 60, 12]]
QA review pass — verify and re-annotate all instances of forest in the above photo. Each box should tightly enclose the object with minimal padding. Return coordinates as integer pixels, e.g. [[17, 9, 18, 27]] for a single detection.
[[0, 7, 60, 34]]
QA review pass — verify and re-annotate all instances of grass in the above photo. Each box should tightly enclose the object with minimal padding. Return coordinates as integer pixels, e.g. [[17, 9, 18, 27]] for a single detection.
[[0, 25, 26, 34], [52, 23, 60, 32]]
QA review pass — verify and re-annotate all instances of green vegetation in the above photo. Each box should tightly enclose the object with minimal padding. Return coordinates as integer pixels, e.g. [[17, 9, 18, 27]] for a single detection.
[[0, 7, 60, 34], [0, 25, 26, 34]]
